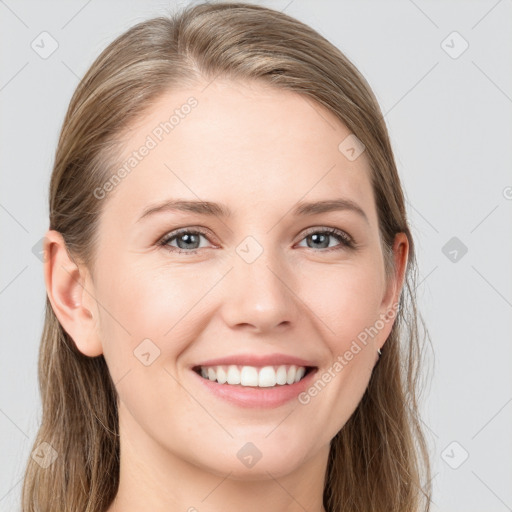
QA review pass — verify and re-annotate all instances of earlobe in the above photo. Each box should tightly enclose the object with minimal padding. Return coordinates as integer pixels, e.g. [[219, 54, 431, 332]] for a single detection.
[[43, 229, 103, 357]]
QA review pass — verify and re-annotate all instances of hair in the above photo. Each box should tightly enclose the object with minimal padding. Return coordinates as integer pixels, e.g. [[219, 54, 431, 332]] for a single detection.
[[22, 2, 434, 511]]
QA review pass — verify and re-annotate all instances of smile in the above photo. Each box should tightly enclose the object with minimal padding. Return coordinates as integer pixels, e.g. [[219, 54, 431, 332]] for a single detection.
[[191, 363, 319, 409], [193, 364, 314, 388]]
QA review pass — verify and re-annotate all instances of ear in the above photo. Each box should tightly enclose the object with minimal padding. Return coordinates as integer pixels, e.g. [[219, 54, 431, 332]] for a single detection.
[[43, 229, 103, 357], [377, 232, 409, 349]]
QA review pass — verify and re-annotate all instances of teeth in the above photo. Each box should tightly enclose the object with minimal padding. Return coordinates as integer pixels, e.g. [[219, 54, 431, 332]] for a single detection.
[[258, 366, 276, 387], [286, 365, 296, 385], [241, 366, 259, 386], [295, 366, 305, 382], [197, 364, 309, 387], [276, 365, 287, 385], [216, 366, 227, 384], [227, 365, 241, 385]]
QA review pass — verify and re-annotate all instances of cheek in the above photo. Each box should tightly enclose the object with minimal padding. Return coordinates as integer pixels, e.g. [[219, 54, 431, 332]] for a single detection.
[[92, 257, 204, 429], [293, 264, 384, 444], [298, 258, 385, 350], [94, 255, 222, 375]]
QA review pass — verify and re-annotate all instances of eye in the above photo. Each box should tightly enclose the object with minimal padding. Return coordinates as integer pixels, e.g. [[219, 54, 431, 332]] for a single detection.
[[158, 228, 213, 254], [157, 226, 356, 255], [297, 227, 355, 252]]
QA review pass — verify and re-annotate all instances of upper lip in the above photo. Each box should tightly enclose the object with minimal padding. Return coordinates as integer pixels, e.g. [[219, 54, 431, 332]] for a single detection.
[[192, 353, 318, 369]]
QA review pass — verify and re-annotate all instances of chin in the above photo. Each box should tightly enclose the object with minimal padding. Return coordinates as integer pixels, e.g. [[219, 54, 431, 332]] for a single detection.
[[208, 458, 304, 481], [198, 440, 312, 480]]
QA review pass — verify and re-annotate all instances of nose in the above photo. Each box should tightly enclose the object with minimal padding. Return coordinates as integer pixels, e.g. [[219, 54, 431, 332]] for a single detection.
[[220, 248, 299, 334]]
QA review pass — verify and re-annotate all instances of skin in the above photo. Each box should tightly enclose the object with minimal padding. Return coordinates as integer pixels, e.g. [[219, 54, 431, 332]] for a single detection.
[[44, 79, 408, 512]]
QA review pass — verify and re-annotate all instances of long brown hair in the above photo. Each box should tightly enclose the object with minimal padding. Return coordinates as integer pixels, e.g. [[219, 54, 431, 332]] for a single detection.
[[22, 3, 433, 511]]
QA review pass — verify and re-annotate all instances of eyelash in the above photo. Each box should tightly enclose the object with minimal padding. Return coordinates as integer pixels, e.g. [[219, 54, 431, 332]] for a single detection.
[[157, 226, 356, 255]]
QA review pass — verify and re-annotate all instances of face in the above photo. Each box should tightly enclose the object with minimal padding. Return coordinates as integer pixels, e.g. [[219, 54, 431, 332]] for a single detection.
[[57, 79, 406, 479]]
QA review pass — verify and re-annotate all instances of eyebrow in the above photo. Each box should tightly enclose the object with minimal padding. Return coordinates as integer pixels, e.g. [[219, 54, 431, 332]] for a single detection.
[[137, 198, 369, 224]]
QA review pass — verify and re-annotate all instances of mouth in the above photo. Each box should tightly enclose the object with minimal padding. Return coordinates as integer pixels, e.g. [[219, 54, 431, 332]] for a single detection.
[[192, 364, 316, 388]]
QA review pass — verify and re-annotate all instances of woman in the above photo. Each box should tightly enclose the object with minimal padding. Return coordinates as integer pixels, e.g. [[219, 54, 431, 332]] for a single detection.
[[22, 2, 432, 511]]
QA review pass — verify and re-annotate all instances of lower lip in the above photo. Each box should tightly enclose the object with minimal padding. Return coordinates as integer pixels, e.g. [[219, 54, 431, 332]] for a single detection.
[[191, 368, 318, 409]]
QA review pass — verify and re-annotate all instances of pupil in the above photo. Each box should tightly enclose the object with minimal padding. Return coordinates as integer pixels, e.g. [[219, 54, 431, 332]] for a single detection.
[[178, 233, 199, 249], [310, 233, 328, 249]]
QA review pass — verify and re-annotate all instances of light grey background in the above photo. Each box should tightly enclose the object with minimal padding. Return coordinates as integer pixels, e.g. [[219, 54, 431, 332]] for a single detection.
[[1, 1, 511, 511]]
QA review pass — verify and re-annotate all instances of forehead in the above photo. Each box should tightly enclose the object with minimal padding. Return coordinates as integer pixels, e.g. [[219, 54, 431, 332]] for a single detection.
[[102, 79, 375, 224]]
